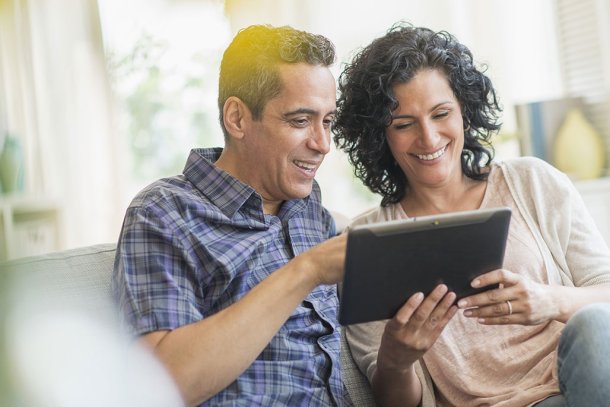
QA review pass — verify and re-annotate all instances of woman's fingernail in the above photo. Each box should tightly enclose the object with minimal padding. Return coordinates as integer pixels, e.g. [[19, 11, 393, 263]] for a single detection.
[[472, 279, 480, 287], [464, 310, 472, 317], [457, 299, 467, 308]]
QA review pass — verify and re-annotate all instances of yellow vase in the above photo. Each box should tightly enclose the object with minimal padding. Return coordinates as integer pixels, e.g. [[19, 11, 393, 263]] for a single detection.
[[553, 109, 606, 180]]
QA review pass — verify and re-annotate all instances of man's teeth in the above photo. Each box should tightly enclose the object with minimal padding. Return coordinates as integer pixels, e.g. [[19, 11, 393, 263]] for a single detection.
[[295, 160, 316, 171], [416, 146, 446, 161]]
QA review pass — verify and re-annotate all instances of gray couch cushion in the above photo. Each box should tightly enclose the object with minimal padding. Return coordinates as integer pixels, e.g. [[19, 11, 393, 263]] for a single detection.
[[341, 328, 377, 406], [1, 243, 187, 407], [2, 243, 117, 316]]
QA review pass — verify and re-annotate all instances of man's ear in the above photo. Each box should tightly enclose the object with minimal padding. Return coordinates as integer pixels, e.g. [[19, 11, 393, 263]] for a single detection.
[[223, 96, 249, 140]]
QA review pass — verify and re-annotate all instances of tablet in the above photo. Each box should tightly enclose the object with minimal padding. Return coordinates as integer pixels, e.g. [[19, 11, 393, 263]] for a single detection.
[[339, 207, 511, 325]]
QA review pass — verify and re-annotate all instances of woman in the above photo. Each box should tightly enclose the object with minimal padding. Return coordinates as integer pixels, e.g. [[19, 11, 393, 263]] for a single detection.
[[334, 23, 610, 407]]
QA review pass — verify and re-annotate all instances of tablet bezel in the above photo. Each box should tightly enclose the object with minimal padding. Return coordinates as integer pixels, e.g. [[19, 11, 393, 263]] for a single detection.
[[339, 207, 512, 325]]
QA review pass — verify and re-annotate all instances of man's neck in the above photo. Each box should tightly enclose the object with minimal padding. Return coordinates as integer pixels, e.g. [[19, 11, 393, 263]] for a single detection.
[[215, 148, 283, 216]]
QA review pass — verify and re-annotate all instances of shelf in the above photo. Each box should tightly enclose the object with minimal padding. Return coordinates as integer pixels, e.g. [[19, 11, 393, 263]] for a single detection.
[[0, 195, 61, 261]]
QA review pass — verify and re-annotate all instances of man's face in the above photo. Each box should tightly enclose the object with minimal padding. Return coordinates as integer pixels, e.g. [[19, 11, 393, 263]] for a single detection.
[[241, 63, 336, 214]]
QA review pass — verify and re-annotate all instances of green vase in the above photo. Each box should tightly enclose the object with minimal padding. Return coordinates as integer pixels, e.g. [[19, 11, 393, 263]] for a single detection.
[[0, 135, 25, 194]]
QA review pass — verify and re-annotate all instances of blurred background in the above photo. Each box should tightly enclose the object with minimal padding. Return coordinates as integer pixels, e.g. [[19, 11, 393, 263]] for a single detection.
[[1, 0, 610, 259]]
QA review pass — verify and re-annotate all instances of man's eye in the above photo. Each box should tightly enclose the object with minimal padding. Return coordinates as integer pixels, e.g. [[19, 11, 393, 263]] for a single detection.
[[323, 118, 334, 128], [292, 118, 309, 127]]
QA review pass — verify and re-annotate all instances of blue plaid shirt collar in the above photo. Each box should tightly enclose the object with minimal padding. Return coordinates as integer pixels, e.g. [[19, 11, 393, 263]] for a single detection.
[[183, 148, 309, 224]]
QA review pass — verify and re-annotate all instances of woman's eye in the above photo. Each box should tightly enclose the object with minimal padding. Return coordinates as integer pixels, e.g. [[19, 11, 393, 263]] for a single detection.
[[434, 111, 449, 119], [394, 122, 413, 130]]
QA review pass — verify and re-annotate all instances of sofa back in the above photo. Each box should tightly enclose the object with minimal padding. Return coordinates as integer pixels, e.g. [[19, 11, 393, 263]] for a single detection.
[[4, 244, 117, 315]]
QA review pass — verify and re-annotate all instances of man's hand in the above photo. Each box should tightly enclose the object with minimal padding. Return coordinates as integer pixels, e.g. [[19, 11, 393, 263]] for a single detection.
[[293, 233, 347, 287]]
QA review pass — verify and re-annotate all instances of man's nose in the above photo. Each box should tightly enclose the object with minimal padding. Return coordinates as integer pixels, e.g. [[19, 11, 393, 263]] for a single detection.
[[308, 122, 331, 154]]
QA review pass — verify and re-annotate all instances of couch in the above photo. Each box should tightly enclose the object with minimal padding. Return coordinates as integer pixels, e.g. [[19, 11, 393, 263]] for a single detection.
[[2, 243, 377, 406]]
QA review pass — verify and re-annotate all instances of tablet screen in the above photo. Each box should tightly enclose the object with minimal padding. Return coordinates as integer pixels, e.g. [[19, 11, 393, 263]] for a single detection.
[[339, 207, 511, 325]]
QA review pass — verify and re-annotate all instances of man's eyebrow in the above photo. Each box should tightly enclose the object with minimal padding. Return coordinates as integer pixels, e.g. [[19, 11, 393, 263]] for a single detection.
[[282, 108, 337, 117], [283, 108, 316, 117]]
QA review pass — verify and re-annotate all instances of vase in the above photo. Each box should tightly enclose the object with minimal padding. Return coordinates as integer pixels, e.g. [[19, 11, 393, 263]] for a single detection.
[[552, 109, 606, 180], [0, 135, 25, 194]]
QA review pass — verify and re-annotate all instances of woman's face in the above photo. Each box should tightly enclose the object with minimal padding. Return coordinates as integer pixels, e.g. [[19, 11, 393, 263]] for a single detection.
[[385, 68, 465, 192]]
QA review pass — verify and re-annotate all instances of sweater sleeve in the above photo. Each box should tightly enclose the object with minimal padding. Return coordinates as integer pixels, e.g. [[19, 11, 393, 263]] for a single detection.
[[559, 169, 610, 286], [500, 157, 610, 287]]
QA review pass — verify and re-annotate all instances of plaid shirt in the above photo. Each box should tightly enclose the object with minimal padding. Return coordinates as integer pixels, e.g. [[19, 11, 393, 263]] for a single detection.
[[113, 148, 350, 406]]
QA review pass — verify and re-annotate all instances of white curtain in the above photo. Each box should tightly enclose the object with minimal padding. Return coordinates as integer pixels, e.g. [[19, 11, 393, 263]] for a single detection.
[[0, 0, 42, 192], [0, 0, 128, 249]]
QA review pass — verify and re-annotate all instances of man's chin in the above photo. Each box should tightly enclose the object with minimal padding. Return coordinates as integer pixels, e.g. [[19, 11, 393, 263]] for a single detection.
[[287, 183, 314, 200]]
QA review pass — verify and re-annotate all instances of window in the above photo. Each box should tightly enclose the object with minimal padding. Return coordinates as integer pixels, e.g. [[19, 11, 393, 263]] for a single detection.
[[98, 0, 230, 194], [555, 0, 610, 165]]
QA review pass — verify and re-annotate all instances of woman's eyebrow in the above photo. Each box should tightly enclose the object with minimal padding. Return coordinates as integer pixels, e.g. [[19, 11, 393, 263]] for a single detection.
[[391, 101, 453, 121]]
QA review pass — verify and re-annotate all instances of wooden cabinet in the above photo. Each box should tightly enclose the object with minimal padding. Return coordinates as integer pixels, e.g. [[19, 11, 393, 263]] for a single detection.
[[574, 177, 610, 246], [0, 196, 61, 261]]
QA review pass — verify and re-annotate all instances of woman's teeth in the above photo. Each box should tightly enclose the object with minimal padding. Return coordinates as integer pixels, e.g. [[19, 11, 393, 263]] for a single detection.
[[416, 146, 446, 161]]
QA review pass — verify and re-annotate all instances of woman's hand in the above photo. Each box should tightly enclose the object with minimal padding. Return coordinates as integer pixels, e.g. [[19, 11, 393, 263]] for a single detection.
[[377, 284, 458, 373], [457, 269, 560, 325]]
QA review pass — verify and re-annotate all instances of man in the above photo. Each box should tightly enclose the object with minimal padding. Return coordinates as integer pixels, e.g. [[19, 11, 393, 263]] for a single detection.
[[112, 24, 349, 406]]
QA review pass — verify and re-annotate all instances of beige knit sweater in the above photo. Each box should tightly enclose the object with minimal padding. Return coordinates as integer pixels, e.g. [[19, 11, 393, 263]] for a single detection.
[[345, 157, 610, 406]]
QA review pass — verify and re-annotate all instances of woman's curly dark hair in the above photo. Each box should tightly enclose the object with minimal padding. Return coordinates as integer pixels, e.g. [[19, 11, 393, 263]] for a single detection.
[[334, 23, 502, 206]]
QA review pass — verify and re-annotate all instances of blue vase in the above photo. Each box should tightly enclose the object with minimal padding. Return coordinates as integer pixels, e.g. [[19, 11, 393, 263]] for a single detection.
[[0, 135, 25, 194]]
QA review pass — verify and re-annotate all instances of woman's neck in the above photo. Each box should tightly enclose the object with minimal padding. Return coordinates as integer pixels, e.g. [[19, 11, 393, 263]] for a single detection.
[[400, 175, 488, 217]]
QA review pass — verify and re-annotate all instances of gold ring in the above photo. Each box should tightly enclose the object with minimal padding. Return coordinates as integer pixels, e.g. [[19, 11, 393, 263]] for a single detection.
[[506, 300, 513, 315]]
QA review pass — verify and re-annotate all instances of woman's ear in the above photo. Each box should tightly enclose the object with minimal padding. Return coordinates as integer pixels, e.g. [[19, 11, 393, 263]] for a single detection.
[[223, 96, 249, 140]]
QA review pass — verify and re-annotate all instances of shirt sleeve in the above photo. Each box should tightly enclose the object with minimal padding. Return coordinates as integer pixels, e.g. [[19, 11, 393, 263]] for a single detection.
[[113, 204, 204, 336]]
